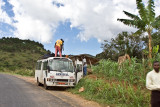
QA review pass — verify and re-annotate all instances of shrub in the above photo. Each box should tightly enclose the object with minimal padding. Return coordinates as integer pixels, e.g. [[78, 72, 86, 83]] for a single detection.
[[14, 69, 35, 76]]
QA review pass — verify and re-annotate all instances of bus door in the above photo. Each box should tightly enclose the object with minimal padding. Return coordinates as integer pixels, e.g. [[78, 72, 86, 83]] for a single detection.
[[36, 61, 43, 83], [42, 61, 48, 80], [75, 59, 83, 83]]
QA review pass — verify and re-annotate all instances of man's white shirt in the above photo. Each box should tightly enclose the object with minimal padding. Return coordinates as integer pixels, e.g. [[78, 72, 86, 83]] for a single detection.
[[83, 58, 87, 67], [146, 70, 160, 91]]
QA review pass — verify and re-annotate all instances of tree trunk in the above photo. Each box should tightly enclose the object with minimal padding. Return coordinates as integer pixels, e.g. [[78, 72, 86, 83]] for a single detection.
[[148, 30, 152, 67]]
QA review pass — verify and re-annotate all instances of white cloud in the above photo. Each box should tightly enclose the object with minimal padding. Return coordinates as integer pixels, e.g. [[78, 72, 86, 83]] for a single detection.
[[13, 16, 53, 43], [56, 0, 139, 42], [1, 0, 160, 43], [155, 0, 160, 16], [0, 0, 12, 24], [8, 0, 63, 43]]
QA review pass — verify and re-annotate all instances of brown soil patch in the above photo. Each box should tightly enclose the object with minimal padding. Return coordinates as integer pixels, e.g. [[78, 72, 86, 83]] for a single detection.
[[87, 74, 98, 80]]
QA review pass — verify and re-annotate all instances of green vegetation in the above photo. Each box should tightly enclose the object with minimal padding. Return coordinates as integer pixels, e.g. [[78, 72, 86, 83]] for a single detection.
[[0, 37, 50, 76], [117, 0, 160, 61], [69, 58, 153, 106], [97, 31, 160, 61], [96, 32, 146, 60]]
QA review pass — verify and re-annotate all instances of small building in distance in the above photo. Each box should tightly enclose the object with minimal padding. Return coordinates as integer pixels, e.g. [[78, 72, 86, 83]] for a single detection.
[[69, 54, 99, 67]]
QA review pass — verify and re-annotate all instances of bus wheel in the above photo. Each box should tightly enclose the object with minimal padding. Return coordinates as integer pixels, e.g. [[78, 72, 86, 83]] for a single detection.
[[44, 79, 49, 90], [37, 78, 41, 86]]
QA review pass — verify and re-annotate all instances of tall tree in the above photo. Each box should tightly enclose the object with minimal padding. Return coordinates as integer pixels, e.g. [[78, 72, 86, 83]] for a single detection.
[[97, 32, 145, 61], [117, 0, 160, 62]]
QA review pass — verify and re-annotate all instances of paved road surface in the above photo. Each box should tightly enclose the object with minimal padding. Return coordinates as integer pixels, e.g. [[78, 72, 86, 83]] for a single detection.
[[0, 73, 73, 107]]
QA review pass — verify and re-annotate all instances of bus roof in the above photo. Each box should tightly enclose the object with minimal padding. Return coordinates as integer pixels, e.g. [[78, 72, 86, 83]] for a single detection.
[[37, 57, 72, 62]]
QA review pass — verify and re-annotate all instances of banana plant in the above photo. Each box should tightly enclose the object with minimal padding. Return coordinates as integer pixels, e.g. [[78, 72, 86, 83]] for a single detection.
[[117, 0, 160, 65], [152, 45, 159, 58]]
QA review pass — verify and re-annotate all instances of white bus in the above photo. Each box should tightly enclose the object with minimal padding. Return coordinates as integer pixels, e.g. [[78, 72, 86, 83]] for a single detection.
[[35, 57, 83, 89]]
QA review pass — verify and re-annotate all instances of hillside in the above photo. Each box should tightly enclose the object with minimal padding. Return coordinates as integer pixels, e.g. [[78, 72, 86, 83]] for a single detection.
[[0, 37, 50, 71]]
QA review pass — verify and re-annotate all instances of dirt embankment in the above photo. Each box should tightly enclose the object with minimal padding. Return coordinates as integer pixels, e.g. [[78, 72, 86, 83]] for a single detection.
[[15, 75, 102, 107]]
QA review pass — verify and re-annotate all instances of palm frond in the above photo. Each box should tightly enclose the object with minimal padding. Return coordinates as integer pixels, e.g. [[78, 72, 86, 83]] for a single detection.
[[147, 0, 155, 22], [132, 29, 144, 36], [123, 11, 140, 20], [117, 18, 145, 29], [155, 15, 160, 22], [117, 19, 138, 28], [151, 15, 160, 29], [136, 0, 148, 23], [136, 20, 146, 29]]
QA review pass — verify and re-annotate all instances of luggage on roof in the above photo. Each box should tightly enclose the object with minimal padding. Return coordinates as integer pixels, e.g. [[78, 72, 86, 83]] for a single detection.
[[41, 54, 54, 59]]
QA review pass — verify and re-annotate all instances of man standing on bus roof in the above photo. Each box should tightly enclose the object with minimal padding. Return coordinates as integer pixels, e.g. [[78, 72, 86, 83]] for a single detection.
[[54, 39, 64, 57]]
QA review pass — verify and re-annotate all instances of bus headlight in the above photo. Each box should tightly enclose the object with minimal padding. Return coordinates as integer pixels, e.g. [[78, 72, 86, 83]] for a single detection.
[[69, 79, 75, 82], [47, 78, 51, 81], [52, 79, 56, 82]]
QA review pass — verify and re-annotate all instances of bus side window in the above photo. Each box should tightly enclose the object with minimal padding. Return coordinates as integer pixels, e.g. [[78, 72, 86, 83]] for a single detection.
[[43, 61, 48, 70], [38, 61, 42, 70], [36, 62, 39, 70], [77, 64, 82, 71]]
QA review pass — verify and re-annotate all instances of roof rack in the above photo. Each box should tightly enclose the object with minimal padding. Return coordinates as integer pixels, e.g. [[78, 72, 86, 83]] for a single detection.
[[41, 54, 54, 59]]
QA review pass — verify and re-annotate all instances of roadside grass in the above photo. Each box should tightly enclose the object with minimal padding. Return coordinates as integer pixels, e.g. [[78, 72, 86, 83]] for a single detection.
[[68, 58, 151, 107], [0, 69, 35, 76], [69, 78, 150, 107], [14, 69, 35, 76]]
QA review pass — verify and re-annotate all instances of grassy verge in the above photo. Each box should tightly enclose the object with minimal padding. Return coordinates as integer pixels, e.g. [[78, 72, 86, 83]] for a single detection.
[[0, 69, 34, 76], [68, 58, 151, 107], [69, 78, 150, 107]]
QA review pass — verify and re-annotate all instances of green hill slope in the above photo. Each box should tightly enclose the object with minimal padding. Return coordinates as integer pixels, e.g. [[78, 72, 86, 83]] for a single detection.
[[0, 37, 50, 72]]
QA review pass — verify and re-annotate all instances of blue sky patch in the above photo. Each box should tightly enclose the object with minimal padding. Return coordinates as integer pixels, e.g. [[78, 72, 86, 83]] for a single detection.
[[52, 1, 64, 8], [44, 21, 102, 56], [2, 0, 14, 17]]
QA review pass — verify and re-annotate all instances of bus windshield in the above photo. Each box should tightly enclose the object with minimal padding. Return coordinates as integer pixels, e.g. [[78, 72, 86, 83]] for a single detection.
[[48, 59, 74, 72]]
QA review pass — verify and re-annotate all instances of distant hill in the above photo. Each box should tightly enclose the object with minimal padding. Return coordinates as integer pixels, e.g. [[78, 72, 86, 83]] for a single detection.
[[0, 37, 50, 71]]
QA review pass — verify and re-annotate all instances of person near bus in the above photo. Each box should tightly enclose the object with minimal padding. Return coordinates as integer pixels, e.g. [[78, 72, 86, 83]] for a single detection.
[[82, 56, 87, 76], [54, 39, 64, 57], [146, 61, 160, 106]]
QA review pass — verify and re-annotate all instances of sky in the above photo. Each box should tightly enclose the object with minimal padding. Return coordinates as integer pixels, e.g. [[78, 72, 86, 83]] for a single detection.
[[0, 0, 160, 56]]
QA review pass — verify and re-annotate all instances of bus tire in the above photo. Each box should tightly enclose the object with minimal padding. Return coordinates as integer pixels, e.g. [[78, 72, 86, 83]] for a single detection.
[[44, 79, 49, 90], [37, 77, 41, 86]]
